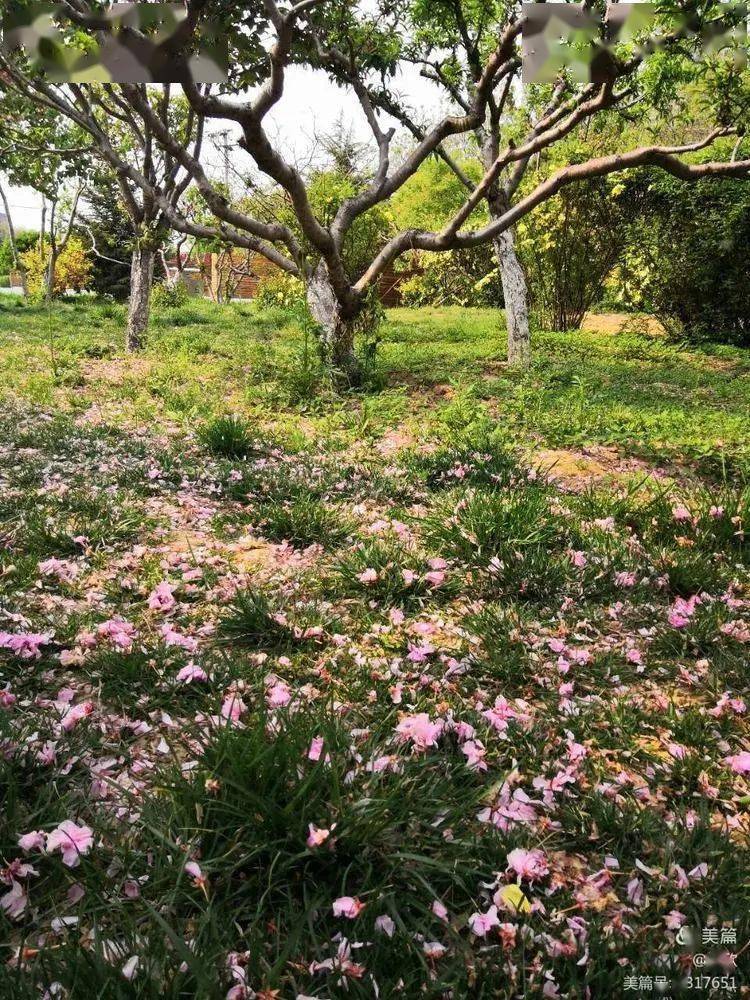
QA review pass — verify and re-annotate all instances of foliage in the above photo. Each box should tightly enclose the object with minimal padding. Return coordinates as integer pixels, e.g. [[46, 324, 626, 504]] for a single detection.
[[516, 171, 641, 331], [399, 246, 502, 307], [0, 232, 37, 274], [151, 279, 190, 309], [616, 170, 750, 345], [82, 179, 134, 299], [255, 271, 307, 312], [198, 414, 264, 458], [20, 236, 93, 297]]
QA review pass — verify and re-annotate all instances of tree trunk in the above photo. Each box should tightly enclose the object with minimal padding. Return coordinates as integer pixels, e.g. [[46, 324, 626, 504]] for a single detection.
[[126, 246, 154, 352], [493, 227, 531, 370], [44, 248, 57, 304], [306, 262, 361, 386], [0, 178, 27, 295]]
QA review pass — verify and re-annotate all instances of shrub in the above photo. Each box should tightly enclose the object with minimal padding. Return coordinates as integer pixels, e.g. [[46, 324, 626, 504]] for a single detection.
[[151, 279, 189, 309], [257, 497, 353, 548], [255, 270, 307, 312], [618, 172, 750, 345], [20, 236, 93, 297], [516, 175, 639, 330], [0, 274, 9, 288], [398, 246, 503, 308]]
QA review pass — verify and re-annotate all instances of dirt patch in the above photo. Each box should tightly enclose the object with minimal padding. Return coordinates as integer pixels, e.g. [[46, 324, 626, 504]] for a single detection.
[[81, 357, 155, 384], [533, 445, 670, 491], [580, 313, 665, 336]]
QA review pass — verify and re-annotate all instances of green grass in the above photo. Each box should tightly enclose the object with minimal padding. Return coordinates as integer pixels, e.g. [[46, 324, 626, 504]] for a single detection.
[[2, 300, 750, 997], [2, 298, 749, 475]]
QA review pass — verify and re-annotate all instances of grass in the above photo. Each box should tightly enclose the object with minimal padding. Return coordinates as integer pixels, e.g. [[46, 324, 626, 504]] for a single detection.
[[2, 297, 750, 475], [1, 299, 749, 997]]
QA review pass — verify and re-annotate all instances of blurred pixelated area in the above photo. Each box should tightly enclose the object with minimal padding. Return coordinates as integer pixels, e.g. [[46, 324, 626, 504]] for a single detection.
[[1, 2, 227, 83]]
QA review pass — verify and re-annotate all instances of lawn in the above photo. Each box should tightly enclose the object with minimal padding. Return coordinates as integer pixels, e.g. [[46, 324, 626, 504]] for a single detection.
[[1, 298, 749, 997]]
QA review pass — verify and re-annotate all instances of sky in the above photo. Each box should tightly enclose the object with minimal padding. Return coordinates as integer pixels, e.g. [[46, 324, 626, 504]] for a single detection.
[[1, 64, 446, 234]]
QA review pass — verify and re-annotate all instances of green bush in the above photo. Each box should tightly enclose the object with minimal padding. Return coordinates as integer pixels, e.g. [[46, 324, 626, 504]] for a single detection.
[[398, 246, 503, 308], [151, 279, 189, 309], [0, 274, 9, 288], [619, 172, 750, 345]]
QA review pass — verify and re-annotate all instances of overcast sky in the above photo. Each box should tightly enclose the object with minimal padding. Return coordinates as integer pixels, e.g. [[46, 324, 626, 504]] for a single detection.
[[2, 64, 445, 233]]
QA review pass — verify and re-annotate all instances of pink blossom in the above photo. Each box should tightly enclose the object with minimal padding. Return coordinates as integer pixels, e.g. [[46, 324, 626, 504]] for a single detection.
[[0, 881, 27, 920], [395, 713, 443, 751], [221, 693, 247, 722], [468, 905, 500, 937], [306, 823, 334, 848], [308, 736, 325, 761], [726, 751, 750, 774], [332, 895, 365, 918], [664, 910, 686, 930], [46, 821, 94, 867], [374, 914, 395, 937], [424, 570, 446, 588], [506, 848, 549, 882], [266, 679, 291, 708], [59, 701, 94, 732], [570, 550, 587, 568], [357, 568, 378, 585], [147, 581, 177, 612], [462, 740, 488, 772], [0, 631, 52, 660], [482, 696, 524, 732], [38, 557, 80, 582], [432, 899, 449, 922], [185, 860, 207, 889], [176, 663, 208, 684], [672, 503, 692, 522], [422, 941, 446, 959], [161, 624, 198, 651], [668, 595, 700, 628], [18, 831, 45, 852]]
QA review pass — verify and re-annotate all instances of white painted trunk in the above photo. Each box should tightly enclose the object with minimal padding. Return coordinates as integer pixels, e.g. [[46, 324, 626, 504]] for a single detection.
[[494, 228, 531, 370], [306, 262, 360, 385], [126, 247, 155, 352]]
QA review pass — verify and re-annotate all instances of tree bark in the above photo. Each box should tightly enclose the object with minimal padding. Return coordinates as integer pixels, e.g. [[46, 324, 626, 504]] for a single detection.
[[0, 178, 28, 295], [306, 261, 361, 386], [494, 227, 531, 369], [126, 246, 154, 352]]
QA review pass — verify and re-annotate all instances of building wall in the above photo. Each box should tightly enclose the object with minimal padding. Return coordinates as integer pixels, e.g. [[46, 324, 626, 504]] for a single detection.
[[208, 251, 416, 306]]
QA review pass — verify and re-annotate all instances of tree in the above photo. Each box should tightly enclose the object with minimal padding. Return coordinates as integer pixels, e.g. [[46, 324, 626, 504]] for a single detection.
[[2, 1, 749, 383], [0, 82, 201, 350]]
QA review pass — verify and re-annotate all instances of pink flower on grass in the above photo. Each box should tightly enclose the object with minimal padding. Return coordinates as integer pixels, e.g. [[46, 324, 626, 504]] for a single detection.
[[307, 823, 335, 848], [307, 736, 325, 761], [424, 570, 446, 588], [395, 713, 443, 751], [266, 679, 291, 708], [374, 914, 395, 937], [46, 821, 94, 868], [59, 701, 94, 732], [18, 831, 45, 852], [570, 550, 587, 568], [726, 751, 750, 775], [221, 693, 247, 723], [332, 896, 365, 919], [506, 848, 549, 882], [668, 595, 700, 628], [147, 581, 176, 612], [176, 663, 208, 684], [0, 881, 27, 920], [462, 740, 488, 772], [0, 631, 52, 660], [469, 905, 500, 937], [357, 568, 378, 585]]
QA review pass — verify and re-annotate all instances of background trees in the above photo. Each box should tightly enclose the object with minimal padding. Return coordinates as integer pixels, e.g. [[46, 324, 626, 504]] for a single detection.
[[0, 0, 748, 375]]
